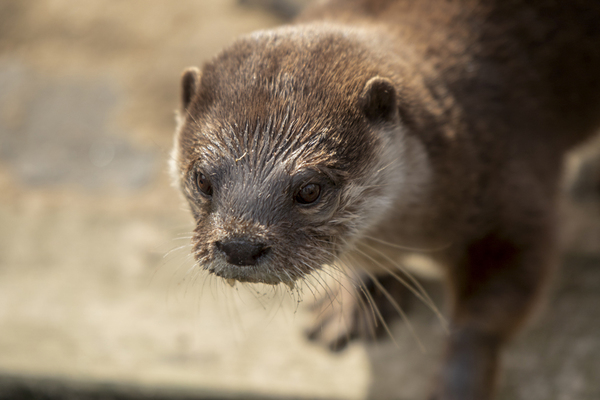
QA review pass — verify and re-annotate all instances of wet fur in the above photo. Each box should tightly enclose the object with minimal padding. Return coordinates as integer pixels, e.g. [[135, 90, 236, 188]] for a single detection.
[[171, 1, 600, 399]]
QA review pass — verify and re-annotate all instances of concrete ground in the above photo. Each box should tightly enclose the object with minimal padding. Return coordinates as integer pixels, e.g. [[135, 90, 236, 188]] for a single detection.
[[0, 1, 598, 399]]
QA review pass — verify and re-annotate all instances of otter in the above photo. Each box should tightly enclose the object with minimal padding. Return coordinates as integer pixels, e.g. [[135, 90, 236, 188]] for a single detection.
[[170, 0, 600, 399]]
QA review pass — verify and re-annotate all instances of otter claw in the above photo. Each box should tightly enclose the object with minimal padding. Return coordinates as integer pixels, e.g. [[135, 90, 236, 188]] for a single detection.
[[226, 278, 236, 287]]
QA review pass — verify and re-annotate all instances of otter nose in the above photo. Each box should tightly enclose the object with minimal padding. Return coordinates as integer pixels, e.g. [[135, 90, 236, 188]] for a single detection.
[[215, 239, 270, 266]]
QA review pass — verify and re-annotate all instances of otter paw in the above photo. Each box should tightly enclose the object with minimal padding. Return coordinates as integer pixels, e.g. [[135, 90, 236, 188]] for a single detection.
[[305, 273, 411, 351]]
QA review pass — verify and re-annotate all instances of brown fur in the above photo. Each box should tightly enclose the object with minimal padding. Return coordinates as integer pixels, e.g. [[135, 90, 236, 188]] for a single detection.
[[171, 1, 600, 399]]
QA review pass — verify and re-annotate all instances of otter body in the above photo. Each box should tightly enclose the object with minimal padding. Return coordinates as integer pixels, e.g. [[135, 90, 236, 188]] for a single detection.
[[171, 1, 600, 399]]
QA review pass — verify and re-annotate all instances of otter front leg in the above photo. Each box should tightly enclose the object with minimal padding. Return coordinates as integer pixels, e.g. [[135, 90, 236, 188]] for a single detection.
[[432, 232, 556, 400], [307, 272, 411, 351]]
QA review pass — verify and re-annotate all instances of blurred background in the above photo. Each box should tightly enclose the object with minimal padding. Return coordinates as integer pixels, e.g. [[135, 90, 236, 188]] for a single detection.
[[0, 1, 598, 399]]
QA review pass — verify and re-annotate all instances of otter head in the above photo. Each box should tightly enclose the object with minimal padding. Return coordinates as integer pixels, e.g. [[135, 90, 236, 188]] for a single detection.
[[171, 27, 411, 286]]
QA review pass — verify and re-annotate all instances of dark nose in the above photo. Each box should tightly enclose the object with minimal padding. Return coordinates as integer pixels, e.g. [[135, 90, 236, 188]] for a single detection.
[[215, 239, 270, 266]]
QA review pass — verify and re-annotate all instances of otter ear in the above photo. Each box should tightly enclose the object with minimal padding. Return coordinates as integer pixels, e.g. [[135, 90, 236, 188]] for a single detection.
[[181, 67, 201, 111], [360, 76, 398, 123]]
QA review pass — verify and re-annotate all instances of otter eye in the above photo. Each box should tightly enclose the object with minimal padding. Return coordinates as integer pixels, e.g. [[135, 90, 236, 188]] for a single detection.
[[296, 183, 321, 205], [195, 171, 213, 197]]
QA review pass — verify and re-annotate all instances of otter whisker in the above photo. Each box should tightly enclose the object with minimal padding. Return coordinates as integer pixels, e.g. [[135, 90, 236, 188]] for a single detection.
[[308, 236, 447, 334], [299, 264, 340, 309], [338, 264, 393, 345], [150, 239, 193, 282], [319, 252, 387, 344], [297, 274, 321, 304], [309, 246, 423, 349], [360, 266, 426, 353], [354, 243, 449, 333], [296, 254, 351, 306], [361, 234, 451, 253], [163, 242, 193, 259], [163, 248, 200, 300], [341, 254, 392, 337]]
